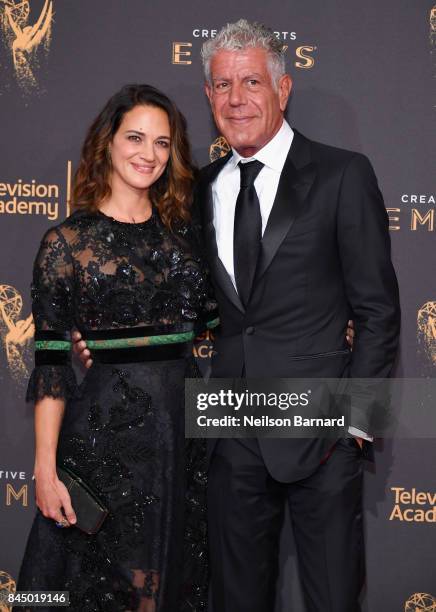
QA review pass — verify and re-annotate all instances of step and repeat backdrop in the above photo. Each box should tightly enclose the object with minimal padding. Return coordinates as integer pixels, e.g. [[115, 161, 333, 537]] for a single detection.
[[0, 1, 435, 610]]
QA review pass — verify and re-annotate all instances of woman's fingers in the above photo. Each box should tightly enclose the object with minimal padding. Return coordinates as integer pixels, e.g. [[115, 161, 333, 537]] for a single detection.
[[37, 499, 69, 526], [57, 481, 77, 525], [35, 476, 74, 526]]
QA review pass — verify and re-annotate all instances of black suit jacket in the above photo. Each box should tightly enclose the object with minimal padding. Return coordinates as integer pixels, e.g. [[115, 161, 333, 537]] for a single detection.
[[196, 129, 400, 482]]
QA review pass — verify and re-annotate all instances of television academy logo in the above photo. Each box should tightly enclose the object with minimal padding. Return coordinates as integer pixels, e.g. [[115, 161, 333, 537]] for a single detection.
[[172, 26, 317, 70], [387, 194, 435, 232], [389, 486, 436, 523], [430, 5, 436, 45], [0, 0, 54, 92], [0, 161, 73, 221], [430, 4, 436, 93], [418, 302, 436, 368], [404, 593, 436, 611], [0, 284, 33, 383], [0, 571, 16, 612], [0, 470, 29, 509], [209, 136, 230, 162]]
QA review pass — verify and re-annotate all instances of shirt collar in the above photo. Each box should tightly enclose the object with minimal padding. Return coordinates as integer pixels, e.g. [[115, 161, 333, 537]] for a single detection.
[[229, 120, 294, 172]]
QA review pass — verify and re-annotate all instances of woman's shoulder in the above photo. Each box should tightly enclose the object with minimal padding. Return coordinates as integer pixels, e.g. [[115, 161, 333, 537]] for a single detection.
[[39, 209, 99, 248], [62, 208, 99, 230]]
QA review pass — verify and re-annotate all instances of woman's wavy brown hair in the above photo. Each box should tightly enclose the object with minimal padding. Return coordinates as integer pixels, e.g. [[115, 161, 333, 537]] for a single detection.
[[72, 84, 195, 229]]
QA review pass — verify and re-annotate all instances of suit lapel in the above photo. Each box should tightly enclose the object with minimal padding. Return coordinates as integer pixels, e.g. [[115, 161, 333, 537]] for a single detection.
[[254, 130, 317, 284], [201, 152, 245, 314]]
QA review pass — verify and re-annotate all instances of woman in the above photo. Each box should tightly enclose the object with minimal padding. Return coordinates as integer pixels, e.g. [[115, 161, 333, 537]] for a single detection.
[[16, 84, 217, 611]]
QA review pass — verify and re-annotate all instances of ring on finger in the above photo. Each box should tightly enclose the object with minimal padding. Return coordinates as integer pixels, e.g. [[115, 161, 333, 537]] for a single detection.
[[55, 518, 70, 528]]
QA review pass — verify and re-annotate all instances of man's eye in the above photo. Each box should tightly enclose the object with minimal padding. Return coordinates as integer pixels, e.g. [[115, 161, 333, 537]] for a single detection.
[[247, 79, 259, 86], [215, 82, 229, 90]]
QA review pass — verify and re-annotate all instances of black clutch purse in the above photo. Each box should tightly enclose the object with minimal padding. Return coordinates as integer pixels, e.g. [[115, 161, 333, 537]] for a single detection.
[[57, 465, 108, 534]]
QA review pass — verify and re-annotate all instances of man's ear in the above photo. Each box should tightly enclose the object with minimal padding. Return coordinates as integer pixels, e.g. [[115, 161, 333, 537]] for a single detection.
[[205, 81, 213, 104], [278, 74, 292, 112]]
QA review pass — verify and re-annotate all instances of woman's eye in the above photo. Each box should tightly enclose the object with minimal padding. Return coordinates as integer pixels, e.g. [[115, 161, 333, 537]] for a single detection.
[[156, 140, 170, 148], [128, 135, 141, 142]]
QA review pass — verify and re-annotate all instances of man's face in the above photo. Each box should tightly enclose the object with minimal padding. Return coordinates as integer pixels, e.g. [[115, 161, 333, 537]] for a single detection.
[[205, 47, 292, 157]]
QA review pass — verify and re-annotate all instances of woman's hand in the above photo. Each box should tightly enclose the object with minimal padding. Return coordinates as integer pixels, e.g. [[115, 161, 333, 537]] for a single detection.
[[34, 469, 77, 527]]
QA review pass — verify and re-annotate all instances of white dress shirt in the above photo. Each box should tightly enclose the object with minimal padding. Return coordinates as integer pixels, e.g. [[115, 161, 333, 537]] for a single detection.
[[211, 119, 371, 443], [212, 119, 293, 289]]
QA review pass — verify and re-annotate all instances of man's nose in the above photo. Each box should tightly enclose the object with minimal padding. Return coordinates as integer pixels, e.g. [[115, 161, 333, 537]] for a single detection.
[[228, 82, 247, 106]]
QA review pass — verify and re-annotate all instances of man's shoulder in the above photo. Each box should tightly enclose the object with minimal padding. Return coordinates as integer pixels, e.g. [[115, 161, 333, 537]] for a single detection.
[[199, 152, 232, 181], [297, 129, 371, 170]]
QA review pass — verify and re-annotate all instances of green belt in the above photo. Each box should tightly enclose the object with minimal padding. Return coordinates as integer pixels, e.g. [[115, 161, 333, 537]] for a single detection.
[[35, 317, 220, 351]]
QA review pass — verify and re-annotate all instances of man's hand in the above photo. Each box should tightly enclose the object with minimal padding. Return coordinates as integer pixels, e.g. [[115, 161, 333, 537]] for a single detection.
[[355, 437, 363, 449], [72, 331, 93, 369], [346, 319, 354, 348], [346, 321, 362, 449]]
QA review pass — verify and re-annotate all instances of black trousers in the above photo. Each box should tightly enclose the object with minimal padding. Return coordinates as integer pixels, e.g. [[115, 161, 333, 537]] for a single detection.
[[207, 438, 364, 612]]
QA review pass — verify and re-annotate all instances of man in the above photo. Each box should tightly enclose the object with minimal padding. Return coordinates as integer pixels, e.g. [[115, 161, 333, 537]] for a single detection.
[[74, 19, 400, 612], [196, 19, 399, 612]]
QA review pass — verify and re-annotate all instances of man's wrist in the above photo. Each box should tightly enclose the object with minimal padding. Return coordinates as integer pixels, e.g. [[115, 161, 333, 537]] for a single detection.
[[347, 426, 373, 442]]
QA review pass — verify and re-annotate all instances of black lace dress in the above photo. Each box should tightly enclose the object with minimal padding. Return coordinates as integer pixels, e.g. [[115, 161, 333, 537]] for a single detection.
[[16, 208, 216, 612]]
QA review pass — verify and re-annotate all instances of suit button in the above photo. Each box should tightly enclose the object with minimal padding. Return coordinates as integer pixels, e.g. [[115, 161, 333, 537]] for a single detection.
[[245, 326, 255, 335]]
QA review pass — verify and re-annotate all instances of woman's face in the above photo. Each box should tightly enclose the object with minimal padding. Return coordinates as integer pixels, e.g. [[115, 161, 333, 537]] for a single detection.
[[109, 104, 171, 194]]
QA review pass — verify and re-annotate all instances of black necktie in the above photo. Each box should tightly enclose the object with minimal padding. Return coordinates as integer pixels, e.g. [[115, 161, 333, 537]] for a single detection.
[[233, 160, 264, 307]]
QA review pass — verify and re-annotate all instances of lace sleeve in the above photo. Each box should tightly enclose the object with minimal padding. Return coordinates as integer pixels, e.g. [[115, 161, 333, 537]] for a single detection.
[[26, 227, 77, 403]]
